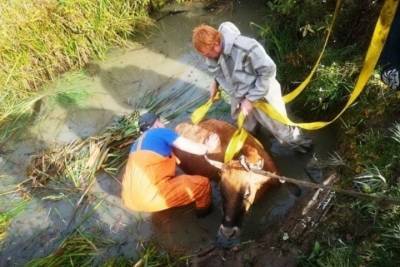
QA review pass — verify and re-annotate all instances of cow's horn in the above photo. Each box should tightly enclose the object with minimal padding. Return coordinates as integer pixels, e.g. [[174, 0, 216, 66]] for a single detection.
[[204, 155, 223, 169]]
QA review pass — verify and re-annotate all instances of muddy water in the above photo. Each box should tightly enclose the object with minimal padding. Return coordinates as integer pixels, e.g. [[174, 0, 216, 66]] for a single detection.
[[0, 0, 336, 264]]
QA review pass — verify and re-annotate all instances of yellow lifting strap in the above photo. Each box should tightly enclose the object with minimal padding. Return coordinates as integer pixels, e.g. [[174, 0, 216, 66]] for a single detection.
[[191, 91, 221, 124], [255, 0, 399, 130], [283, 0, 341, 103], [223, 112, 265, 163], [224, 113, 248, 163], [224, 0, 399, 162]]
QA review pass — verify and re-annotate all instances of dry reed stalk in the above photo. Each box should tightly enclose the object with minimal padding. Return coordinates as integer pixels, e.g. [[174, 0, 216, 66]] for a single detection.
[[26, 111, 140, 192]]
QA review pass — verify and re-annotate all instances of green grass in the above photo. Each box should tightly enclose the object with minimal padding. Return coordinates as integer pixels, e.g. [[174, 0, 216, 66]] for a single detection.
[[258, 0, 380, 120], [353, 166, 387, 194], [0, 0, 193, 145], [300, 241, 359, 267], [295, 60, 359, 116], [135, 241, 188, 267], [260, 1, 400, 265], [258, 0, 335, 84], [343, 120, 400, 178], [26, 230, 114, 267], [0, 0, 153, 143], [27, 234, 184, 267], [101, 257, 134, 267], [300, 120, 400, 265]]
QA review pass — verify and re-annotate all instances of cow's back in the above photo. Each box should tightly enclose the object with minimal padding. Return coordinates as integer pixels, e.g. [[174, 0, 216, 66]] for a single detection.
[[174, 119, 279, 180]]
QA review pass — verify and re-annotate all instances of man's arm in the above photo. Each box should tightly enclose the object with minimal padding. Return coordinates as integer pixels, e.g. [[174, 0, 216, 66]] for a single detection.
[[209, 79, 219, 100], [206, 58, 225, 99], [245, 43, 277, 102], [173, 133, 220, 155]]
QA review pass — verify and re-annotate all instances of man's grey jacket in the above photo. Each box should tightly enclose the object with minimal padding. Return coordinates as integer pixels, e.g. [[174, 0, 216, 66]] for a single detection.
[[206, 21, 287, 116]]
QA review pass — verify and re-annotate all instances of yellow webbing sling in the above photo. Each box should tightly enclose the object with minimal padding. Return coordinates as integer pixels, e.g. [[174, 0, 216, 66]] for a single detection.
[[192, 0, 399, 162], [225, 0, 399, 162]]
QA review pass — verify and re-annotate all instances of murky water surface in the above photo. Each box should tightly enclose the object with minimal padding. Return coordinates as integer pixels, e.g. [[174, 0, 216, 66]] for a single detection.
[[0, 0, 336, 264]]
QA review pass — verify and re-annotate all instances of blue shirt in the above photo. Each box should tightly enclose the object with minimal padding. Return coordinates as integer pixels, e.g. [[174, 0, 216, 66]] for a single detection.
[[130, 128, 179, 157]]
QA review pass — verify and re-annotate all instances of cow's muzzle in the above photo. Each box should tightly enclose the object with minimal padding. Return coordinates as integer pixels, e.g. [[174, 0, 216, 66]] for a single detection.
[[215, 224, 241, 249]]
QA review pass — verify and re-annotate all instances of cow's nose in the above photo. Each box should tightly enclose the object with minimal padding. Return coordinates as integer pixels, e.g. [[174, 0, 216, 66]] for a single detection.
[[215, 224, 241, 249]]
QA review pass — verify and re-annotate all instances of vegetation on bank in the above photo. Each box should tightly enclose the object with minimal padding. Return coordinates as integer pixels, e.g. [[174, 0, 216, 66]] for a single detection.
[[27, 234, 184, 267], [0, 0, 186, 144], [259, 0, 400, 265]]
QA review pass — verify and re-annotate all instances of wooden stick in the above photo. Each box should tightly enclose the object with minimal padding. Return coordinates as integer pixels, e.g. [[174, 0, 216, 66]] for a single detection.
[[252, 169, 400, 205]]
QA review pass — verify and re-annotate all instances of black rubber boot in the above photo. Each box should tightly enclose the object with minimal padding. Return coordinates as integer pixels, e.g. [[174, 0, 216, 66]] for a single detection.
[[292, 137, 313, 154]]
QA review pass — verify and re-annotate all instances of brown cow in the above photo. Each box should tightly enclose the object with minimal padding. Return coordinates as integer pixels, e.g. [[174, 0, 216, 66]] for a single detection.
[[174, 119, 280, 247]]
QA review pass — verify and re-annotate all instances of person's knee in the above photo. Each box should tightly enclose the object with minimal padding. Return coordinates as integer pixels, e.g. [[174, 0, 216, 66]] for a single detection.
[[196, 175, 211, 186], [194, 176, 212, 197], [199, 177, 212, 196], [183, 175, 211, 196]]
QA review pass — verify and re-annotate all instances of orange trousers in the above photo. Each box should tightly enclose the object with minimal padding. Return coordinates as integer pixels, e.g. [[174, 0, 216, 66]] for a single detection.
[[121, 150, 211, 212]]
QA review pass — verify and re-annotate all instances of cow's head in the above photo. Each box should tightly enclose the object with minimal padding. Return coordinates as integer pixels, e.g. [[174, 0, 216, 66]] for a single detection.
[[206, 145, 273, 248]]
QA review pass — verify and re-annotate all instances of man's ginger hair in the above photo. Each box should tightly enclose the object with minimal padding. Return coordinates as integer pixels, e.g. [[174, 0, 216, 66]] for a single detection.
[[192, 24, 221, 53]]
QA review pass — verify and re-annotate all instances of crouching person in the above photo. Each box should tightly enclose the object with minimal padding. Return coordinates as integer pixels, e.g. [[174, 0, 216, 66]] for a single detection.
[[121, 112, 219, 216]]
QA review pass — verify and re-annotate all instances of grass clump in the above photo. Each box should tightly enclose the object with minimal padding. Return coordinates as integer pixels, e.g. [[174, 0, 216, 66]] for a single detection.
[[27, 234, 184, 267], [26, 230, 113, 267], [300, 241, 359, 267], [101, 257, 134, 267], [296, 61, 359, 116], [346, 126, 400, 177], [134, 241, 188, 267]]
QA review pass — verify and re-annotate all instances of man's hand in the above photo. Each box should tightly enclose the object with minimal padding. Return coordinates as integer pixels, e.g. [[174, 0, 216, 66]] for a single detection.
[[240, 99, 253, 116], [205, 133, 220, 153], [209, 80, 218, 100]]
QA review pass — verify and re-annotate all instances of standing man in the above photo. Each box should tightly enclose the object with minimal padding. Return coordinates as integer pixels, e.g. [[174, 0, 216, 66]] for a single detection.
[[121, 112, 219, 216], [192, 22, 312, 153]]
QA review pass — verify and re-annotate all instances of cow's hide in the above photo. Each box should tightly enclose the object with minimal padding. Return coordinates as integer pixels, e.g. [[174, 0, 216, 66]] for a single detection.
[[174, 119, 279, 203]]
